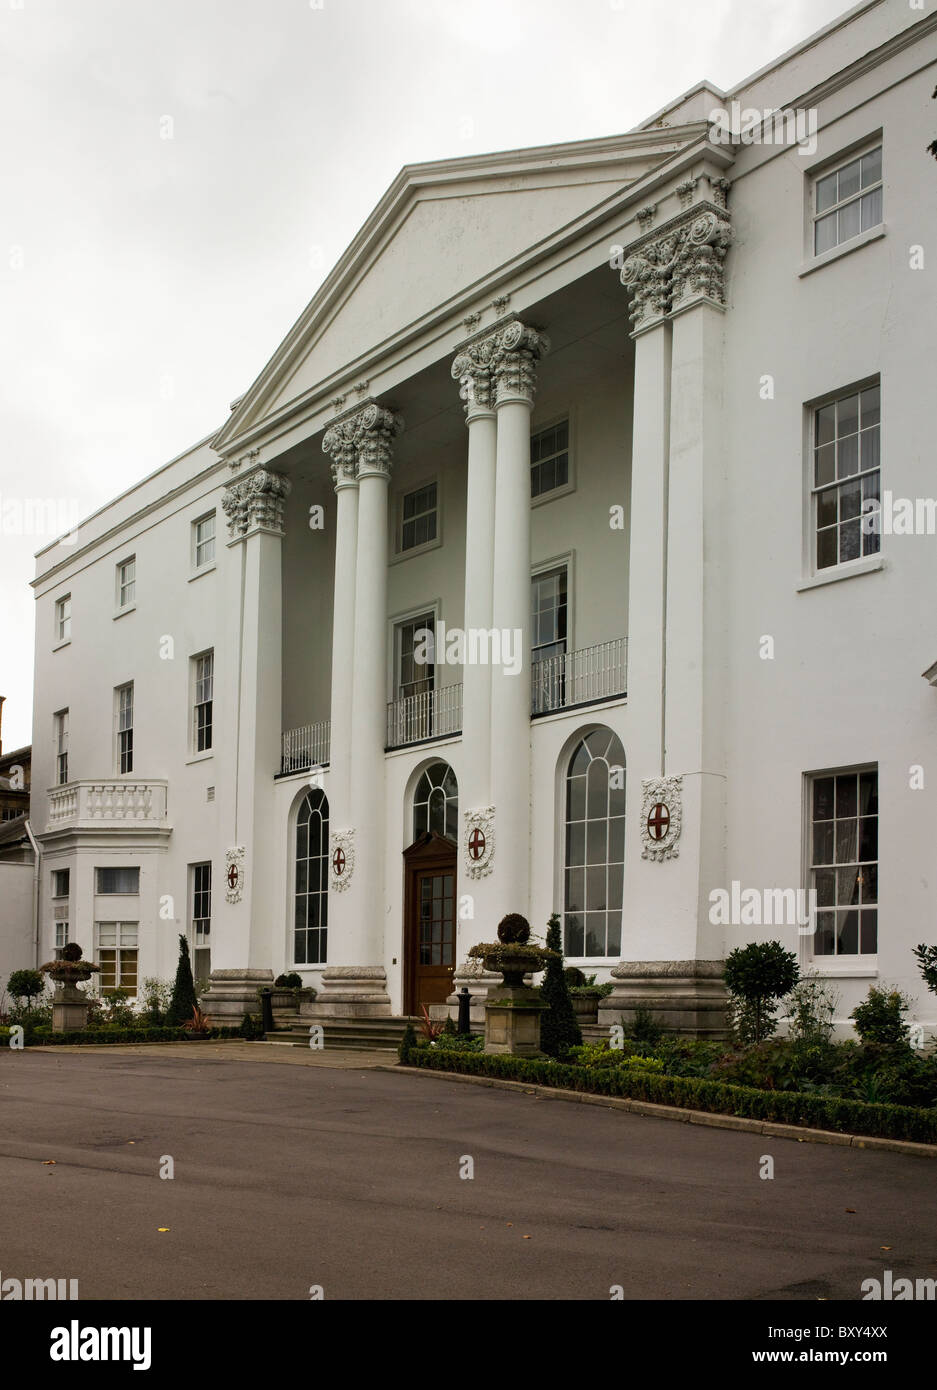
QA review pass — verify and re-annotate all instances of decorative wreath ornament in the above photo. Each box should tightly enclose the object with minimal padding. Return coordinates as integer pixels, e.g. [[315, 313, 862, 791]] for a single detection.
[[463, 807, 495, 879], [225, 846, 246, 903], [640, 777, 683, 861], [329, 829, 355, 892]]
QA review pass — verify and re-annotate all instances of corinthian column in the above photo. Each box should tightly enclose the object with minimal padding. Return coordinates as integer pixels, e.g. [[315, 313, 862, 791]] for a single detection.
[[204, 466, 291, 1026], [321, 421, 359, 827], [312, 401, 402, 1018], [599, 183, 733, 1040], [488, 321, 549, 920]]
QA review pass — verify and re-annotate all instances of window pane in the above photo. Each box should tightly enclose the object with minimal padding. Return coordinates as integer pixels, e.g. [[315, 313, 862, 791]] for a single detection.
[[860, 187, 882, 230], [860, 147, 881, 188], [837, 158, 860, 202], [815, 170, 838, 213], [565, 915, 584, 957], [814, 442, 835, 486], [815, 211, 837, 255], [839, 519, 860, 563], [838, 199, 860, 243]]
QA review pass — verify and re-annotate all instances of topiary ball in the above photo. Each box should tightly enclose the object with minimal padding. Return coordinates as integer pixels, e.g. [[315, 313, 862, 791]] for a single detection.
[[61, 942, 83, 962], [497, 913, 530, 945]]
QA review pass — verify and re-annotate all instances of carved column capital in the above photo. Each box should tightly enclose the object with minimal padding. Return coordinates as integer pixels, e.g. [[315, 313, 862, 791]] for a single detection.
[[490, 320, 551, 407], [322, 400, 404, 483], [451, 329, 500, 417], [621, 202, 732, 330], [322, 419, 359, 491], [354, 401, 404, 479], [222, 467, 292, 540]]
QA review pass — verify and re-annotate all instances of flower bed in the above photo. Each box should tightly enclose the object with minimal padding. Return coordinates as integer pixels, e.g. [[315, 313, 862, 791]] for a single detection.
[[398, 1045, 937, 1145]]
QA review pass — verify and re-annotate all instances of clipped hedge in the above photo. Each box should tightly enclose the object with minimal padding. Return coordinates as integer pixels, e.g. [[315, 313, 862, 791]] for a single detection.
[[24, 1025, 242, 1046], [401, 1048, 937, 1145]]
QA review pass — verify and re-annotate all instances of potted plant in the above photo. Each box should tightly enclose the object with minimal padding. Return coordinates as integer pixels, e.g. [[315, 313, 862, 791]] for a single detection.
[[567, 970, 606, 1024], [40, 943, 99, 1031], [269, 973, 317, 1018], [468, 914, 558, 1056]]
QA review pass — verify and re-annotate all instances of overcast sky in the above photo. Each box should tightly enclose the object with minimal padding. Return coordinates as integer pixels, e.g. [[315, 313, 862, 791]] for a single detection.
[[0, 0, 848, 751]]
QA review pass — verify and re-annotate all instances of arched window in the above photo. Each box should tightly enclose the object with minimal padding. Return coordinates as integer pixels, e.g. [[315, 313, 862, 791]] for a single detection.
[[294, 788, 328, 965], [413, 762, 458, 841], [563, 729, 625, 958]]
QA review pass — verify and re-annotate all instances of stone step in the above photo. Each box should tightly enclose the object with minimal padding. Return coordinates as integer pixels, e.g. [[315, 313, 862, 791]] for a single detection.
[[264, 1015, 424, 1051]]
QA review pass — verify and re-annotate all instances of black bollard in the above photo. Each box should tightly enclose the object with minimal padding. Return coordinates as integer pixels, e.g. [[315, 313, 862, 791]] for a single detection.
[[457, 986, 471, 1035], [259, 988, 274, 1036]]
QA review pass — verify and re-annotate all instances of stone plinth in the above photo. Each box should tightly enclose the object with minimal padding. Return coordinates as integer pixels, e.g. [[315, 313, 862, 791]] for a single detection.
[[484, 983, 548, 1056], [302, 966, 391, 1019], [598, 960, 728, 1039], [52, 997, 89, 1031], [202, 968, 274, 1028]]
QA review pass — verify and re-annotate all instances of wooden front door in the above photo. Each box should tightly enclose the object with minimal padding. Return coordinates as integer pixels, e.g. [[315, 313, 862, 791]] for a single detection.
[[404, 832, 457, 1014]]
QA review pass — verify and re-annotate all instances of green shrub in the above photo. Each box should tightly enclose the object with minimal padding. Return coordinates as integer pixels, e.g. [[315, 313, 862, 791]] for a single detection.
[[399, 1021, 417, 1063], [274, 972, 303, 989], [27, 1025, 241, 1046], [912, 944, 937, 997], [140, 977, 172, 1027], [442, 1015, 457, 1036], [626, 1006, 663, 1044], [239, 1012, 261, 1040], [433, 1031, 483, 1053], [538, 914, 582, 1058], [167, 935, 198, 1027], [785, 974, 838, 1047], [725, 941, 799, 1044], [564, 967, 587, 988], [850, 985, 912, 1046], [7, 970, 44, 1006]]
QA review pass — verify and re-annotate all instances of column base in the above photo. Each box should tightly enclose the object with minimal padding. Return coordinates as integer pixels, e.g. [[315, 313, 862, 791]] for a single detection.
[[301, 966, 392, 1019], [201, 968, 274, 1028], [597, 960, 728, 1040]]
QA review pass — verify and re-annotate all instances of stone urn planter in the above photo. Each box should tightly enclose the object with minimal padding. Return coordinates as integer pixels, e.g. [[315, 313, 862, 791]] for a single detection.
[[468, 914, 559, 1058], [571, 988, 604, 1024], [40, 944, 99, 1032]]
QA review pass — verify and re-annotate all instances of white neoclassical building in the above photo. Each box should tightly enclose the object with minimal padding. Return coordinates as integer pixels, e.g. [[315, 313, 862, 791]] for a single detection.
[[27, 0, 937, 1036]]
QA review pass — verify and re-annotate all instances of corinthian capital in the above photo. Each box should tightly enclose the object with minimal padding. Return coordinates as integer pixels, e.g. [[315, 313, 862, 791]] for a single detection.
[[322, 418, 359, 490], [222, 467, 292, 540], [490, 320, 550, 406], [323, 400, 404, 483], [621, 203, 732, 329], [354, 402, 404, 479], [451, 330, 500, 416]]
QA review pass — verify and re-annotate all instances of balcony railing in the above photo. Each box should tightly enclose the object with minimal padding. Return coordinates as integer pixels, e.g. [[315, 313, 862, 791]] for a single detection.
[[531, 638, 627, 716], [280, 720, 331, 774], [46, 780, 169, 832], [386, 683, 463, 749]]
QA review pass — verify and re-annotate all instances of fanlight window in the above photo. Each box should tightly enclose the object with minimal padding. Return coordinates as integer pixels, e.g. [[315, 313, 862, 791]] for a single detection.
[[413, 762, 458, 840], [563, 728, 625, 958], [295, 789, 328, 965]]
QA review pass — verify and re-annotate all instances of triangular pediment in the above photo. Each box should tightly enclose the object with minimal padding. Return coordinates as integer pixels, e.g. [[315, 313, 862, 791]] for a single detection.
[[213, 126, 704, 452]]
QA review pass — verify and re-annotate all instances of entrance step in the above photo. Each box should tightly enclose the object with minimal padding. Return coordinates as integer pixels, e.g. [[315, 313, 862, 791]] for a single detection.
[[265, 1015, 423, 1052]]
